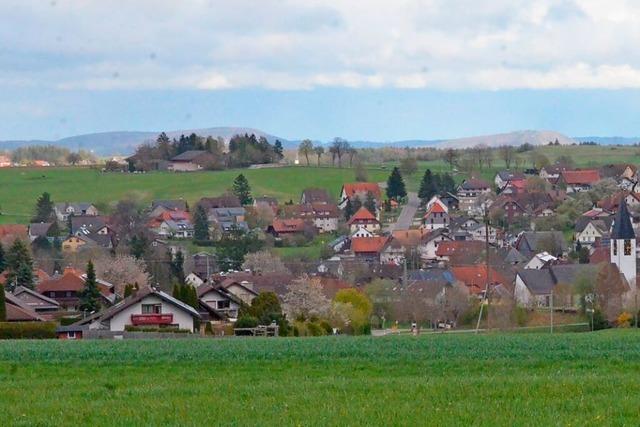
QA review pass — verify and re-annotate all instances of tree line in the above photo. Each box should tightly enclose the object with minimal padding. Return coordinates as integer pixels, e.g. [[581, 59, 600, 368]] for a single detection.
[[129, 132, 284, 171]]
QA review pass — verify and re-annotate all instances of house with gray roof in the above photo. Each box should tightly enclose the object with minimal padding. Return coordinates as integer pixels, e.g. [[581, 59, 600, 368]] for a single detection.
[[515, 231, 568, 258], [515, 264, 599, 308], [54, 202, 99, 222], [168, 150, 215, 172]]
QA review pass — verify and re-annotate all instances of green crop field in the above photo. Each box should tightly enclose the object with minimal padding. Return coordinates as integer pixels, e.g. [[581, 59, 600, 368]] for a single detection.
[[1, 330, 639, 425], [0, 166, 390, 224]]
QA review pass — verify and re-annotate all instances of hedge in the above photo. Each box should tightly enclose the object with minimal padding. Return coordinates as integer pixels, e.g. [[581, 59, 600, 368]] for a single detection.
[[0, 322, 57, 339], [124, 325, 191, 333]]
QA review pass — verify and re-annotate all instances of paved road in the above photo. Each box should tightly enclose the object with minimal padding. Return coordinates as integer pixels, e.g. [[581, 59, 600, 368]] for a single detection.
[[387, 191, 419, 232]]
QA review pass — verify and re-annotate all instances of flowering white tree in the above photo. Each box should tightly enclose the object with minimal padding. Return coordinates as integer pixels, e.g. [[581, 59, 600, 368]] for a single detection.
[[283, 275, 330, 321], [94, 254, 151, 296]]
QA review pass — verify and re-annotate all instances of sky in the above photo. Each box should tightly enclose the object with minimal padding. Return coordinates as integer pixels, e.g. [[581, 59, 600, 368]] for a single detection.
[[2, 0, 640, 141]]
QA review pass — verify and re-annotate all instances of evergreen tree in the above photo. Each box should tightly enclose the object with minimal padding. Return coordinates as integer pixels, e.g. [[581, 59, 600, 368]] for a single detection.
[[79, 260, 101, 313], [441, 173, 456, 194], [364, 191, 377, 214], [129, 233, 149, 260], [0, 242, 5, 274], [124, 284, 133, 298], [172, 282, 182, 299], [5, 239, 34, 291], [193, 204, 210, 241], [386, 167, 407, 200], [0, 285, 5, 322], [232, 174, 253, 205], [343, 199, 354, 220], [32, 192, 54, 223], [274, 140, 284, 159], [186, 284, 199, 309], [418, 169, 437, 201], [171, 250, 185, 283], [433, 173, 442, 194]]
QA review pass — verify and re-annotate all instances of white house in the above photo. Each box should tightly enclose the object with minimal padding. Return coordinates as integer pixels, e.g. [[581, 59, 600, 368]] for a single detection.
[[54, 203, 99, 222], [91, 286, 201, 332], [425, 196, 449, 213], [197, 284, 243, 320], [524, 252, 557, 270], [351, 226, 375, 238], [185, 273, 204, 287]]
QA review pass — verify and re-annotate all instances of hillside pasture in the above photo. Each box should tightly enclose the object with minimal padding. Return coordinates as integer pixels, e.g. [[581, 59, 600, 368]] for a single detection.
[[0, 166, 389, 224], [0, 330, 639, 425]]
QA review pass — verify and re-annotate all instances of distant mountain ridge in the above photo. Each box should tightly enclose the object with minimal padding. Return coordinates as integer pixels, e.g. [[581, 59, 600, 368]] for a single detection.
[[1, 127, 639, 156], [0, 127, 292, 156]]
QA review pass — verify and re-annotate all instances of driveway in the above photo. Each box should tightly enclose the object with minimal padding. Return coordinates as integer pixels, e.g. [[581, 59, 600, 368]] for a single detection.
[[387, 191, 419, 232]]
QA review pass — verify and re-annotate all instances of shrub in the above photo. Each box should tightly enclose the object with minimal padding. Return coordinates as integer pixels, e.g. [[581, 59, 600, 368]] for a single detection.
[[123, 325, 190, 333], [59, 316, 81, 326], [306, 322, 324, 336], [0, 322, 56, 339], [319, 320, 333, 335], [514, 307, 528, 327], [616, 312, 632, 328], [592, 309, 610, 331], [235, 316, 259, 329]]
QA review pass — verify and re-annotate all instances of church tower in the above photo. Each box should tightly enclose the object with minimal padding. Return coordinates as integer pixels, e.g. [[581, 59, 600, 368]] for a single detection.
[[610, 200, 636, 286]]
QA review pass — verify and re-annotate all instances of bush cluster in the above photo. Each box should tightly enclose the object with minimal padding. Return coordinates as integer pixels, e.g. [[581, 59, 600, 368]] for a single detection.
[[0, 322, 56, 339]]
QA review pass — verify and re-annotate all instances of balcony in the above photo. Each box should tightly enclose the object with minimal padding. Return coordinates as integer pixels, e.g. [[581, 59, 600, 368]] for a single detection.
[[131, 313, 173, 325]]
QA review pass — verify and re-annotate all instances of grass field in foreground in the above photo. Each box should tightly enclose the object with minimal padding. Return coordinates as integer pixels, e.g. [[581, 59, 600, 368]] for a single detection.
[[1, 330, 640, 426], [0, 166, 389, 224]]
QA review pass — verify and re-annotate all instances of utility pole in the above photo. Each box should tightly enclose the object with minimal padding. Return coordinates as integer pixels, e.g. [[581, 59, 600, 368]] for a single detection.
[[475, 205, 491, 333], [403, 257, 408, 289], [550, 290, 554, 334]]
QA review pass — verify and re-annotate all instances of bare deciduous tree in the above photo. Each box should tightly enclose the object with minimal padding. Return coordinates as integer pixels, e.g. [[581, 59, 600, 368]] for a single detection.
[[499, 145, 515, 168], [242, 250, 290, 275]]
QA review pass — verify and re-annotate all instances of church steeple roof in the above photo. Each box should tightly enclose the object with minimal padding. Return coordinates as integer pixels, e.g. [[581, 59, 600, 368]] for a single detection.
[[611, 200, 635, 240]]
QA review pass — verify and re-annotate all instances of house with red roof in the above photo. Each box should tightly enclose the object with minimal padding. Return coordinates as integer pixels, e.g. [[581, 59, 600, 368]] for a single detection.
[[267, 218, 313, 239], [435, 240, 486, 263], [451, 265, 509, 296], [0, 225, 28, 246], [558, 169, 600, 193], [37, 267, 116, 311], [422, 202, 449, 230], [347, 207, 380, 234], [351, 236, 389, 262], [338, 182, 382, 211], [4, 292, 46, 322]]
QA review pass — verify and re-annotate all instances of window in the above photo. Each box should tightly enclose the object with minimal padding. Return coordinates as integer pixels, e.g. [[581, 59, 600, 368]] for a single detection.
[[613, 241, 618, 255], [625, 239, 632, 256], [67, 331, 76, 339], [142, 304, 162, 314], [217, 300, 231, 310]]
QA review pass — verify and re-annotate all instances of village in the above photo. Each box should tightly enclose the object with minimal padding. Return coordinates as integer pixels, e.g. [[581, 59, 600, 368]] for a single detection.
[[0, 146, 638, 339]]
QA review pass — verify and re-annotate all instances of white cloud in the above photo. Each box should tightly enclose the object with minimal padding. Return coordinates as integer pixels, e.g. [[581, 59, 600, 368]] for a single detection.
[[2, 0, 640, 90]]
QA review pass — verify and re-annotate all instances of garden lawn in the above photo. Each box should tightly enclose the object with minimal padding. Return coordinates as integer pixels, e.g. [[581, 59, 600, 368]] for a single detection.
[[1, 330, 640, 426]]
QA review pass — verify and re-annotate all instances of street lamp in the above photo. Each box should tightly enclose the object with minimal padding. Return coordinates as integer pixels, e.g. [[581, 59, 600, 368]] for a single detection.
[[585, 293, 595, 332]]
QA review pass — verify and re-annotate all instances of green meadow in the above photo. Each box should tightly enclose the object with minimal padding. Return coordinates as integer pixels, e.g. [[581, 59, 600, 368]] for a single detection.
[[0, 166, 390, 224], [0, 330, 639, 426], [2, 144, 640, 224]]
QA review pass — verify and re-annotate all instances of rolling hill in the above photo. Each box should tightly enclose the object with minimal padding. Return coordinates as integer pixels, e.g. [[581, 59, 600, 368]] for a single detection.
[[0, 127, 291, 156], [3, 127, 639, 156]]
